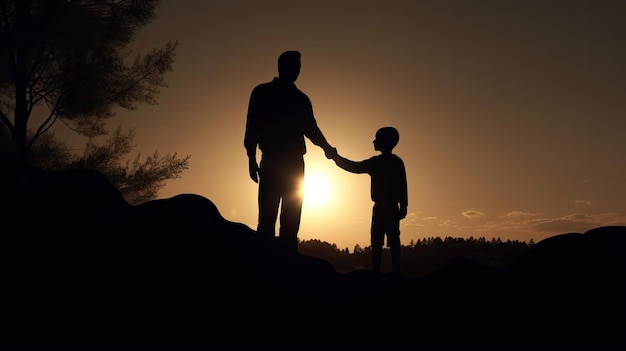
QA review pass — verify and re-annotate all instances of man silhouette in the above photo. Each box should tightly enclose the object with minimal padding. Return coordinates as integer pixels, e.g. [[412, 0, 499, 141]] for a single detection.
[[244, 50, 336, 252]]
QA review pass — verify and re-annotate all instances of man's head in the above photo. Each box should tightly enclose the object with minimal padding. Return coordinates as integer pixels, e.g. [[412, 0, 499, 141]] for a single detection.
[[277, 51, 301, 83], [373, 127, 400, 152]]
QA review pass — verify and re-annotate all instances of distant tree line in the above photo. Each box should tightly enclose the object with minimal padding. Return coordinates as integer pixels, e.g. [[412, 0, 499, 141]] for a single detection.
[[298, 236, 535, 278]]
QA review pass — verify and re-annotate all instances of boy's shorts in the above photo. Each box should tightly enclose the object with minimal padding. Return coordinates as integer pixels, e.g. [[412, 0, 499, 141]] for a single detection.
[[371, 203, 401, 248]]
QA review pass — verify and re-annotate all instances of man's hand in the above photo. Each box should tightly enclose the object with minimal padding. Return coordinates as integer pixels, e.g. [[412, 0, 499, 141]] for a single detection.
[[248, 156, 259, 183], [324, 146, 338, 160], [399, 205, 408, 220]]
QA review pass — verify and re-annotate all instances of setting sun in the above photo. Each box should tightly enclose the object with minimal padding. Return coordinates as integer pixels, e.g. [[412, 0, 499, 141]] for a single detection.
[[302, 172, 331, 207]]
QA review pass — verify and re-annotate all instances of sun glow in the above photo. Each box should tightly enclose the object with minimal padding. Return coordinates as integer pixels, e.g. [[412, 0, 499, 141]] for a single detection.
[[302, 172, 331, 207]]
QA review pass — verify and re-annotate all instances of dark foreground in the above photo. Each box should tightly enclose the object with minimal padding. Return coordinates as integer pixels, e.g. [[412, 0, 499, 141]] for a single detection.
[[2, 163, 625, 350]]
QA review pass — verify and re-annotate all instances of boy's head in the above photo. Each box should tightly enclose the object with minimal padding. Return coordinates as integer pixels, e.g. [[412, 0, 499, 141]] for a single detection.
[[373, 127, 399, 152]]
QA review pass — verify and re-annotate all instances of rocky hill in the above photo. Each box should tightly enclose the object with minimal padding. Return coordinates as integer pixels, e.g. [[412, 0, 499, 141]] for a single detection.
[[2, 162, 625, 349]]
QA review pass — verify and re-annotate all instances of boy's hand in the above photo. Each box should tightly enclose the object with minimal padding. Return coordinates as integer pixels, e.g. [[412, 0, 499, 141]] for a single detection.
[[399, 205, 407, 220], [324, 147, 338, 160]]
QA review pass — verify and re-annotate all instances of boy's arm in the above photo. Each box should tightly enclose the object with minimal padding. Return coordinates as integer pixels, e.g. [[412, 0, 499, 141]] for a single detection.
[[399, 161, 408, 219], [332, 152, 369, 174], [325, 147, 338, 159], [399, 204, 407, 219]]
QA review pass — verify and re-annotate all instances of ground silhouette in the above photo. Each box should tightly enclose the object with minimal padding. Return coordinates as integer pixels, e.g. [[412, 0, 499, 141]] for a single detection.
[[2, 161, 625, 349]]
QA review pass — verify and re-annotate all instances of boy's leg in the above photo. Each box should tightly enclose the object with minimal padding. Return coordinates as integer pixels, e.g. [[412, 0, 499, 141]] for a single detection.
[[371, 206, 385, 273], [387, 216, 402, 275], [388, 230, 401, 275], [370, 228, 385, 273], [371, 237, 383, 273]]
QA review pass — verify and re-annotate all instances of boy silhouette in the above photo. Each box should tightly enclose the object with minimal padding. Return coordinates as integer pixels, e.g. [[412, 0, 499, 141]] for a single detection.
[[330, 127, 408, 275]]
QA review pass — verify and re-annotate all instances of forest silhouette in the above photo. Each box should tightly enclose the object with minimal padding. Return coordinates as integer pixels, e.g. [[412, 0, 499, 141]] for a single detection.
[[298, 236, 533, 278], [3, 160, 625, 350]]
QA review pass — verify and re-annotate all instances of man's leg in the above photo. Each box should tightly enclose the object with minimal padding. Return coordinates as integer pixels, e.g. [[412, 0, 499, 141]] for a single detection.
[[279, 158, 304, 252], [280, 191, 302, 252], [257, 175, 281, 239]]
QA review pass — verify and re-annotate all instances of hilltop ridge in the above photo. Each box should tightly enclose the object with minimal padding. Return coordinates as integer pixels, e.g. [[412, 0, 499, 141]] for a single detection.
[[2, 163, 625, 349]]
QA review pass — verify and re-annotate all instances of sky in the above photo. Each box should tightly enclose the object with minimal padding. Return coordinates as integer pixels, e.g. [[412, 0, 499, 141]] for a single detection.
[[56, 0, 626, 250]]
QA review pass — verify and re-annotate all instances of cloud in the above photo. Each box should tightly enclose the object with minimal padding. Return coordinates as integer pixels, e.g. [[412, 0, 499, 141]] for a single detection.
[[462, 209, 485, 219], [402, 212, 420, 226], [405, 206, 626, 245], [526, 217, 592, 234], [438, 219, 456, 227], [504, 210, 541, 217], [434, 211, 626, 243], [574, 199, 592, 206], [526, 212, 626, 234]]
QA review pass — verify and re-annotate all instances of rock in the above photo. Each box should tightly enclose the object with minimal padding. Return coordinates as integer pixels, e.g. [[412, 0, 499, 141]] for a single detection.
[[2, 161, 625, 349]]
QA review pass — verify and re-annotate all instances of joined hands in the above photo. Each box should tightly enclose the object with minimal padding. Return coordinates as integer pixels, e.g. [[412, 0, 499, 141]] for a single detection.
[[325, 146, 338, 160]]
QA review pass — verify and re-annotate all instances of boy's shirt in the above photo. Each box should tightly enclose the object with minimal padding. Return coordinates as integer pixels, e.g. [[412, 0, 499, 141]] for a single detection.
[[335, 153, 408, 207]]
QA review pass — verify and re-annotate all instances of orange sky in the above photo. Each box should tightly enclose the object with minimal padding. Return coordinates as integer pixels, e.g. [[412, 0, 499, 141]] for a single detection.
[[56, 0, 626, 250]]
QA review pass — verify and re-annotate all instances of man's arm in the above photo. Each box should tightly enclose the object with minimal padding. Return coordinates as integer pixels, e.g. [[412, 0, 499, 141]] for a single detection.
[[248, 155, 259, 183], [244, 87, 260, 182], [299, 94, 335, 157], [305, 122, 335, 157]]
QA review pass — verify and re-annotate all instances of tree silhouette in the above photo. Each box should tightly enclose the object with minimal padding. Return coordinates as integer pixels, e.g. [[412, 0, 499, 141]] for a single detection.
[[0, 0, 177, 161], [353, 243, 364, 254], [26, 125, 189, 204], [300, 236, 534, 277]]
